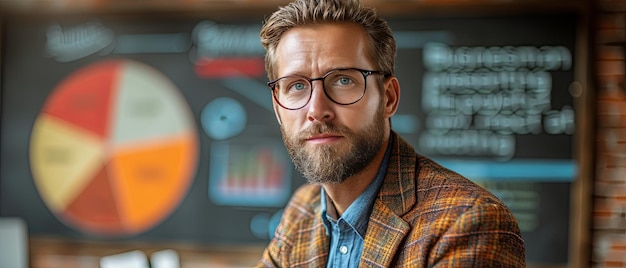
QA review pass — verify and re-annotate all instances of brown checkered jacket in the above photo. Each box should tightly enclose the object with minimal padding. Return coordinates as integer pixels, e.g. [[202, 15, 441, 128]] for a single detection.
[[256, 132, 526, 267]]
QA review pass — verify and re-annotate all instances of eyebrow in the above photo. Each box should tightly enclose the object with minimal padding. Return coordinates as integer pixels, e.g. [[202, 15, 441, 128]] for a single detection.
[[279, 66, 364, 78]]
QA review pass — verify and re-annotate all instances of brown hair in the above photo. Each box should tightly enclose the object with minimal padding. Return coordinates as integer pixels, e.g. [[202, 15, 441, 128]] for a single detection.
[[259, 0, 396, 81]]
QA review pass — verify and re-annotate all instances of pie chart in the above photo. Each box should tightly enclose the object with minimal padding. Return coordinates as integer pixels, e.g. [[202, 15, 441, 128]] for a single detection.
[[29, 59, 199, 236]]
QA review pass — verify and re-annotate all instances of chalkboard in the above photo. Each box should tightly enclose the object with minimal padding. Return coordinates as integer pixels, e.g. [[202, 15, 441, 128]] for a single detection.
[[0, 13, 577, 265], [390, 15, 576, 264]]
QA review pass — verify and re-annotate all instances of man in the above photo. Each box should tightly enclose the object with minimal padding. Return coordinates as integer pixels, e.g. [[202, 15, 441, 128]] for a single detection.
[[256, 0, 526, 267]]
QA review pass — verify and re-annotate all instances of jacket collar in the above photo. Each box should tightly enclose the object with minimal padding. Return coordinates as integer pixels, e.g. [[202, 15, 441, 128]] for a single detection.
[[378, 131, 418, 216], [359, 131, 417, 266]]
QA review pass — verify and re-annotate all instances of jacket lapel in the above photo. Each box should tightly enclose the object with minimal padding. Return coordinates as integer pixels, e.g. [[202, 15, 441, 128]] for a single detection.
[[359, 200, 410, 267], [293, 215, 330, 267], [313, 196, 331, 267], [288, 190, 330, 268], [358, 132, 417, 267]]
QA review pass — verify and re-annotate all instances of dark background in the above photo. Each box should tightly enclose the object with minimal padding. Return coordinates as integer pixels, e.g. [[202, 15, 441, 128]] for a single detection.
[[0, 14, 576, 264]]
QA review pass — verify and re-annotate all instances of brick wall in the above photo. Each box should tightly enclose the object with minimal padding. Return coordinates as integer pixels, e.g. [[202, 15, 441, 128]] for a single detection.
[[593, 1, 626, 267]]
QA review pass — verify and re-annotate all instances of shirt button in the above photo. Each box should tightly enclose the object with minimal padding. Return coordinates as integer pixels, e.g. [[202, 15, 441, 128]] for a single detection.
[[339, 246, 348, 255]]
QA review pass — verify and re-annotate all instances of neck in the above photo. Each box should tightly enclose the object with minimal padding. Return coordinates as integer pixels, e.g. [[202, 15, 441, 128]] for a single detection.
[[322, 136, 390, 217]]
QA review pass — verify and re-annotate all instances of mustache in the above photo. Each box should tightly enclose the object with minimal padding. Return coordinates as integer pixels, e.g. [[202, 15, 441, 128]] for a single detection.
[[298, 122, 349, 139]]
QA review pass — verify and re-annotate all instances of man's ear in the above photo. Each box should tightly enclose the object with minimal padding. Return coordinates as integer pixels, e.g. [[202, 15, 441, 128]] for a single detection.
[[383, 76, 400, 119]]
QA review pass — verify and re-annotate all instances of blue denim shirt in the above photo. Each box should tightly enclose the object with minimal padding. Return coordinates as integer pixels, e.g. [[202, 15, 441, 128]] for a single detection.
[[321, 135, 393, 268]]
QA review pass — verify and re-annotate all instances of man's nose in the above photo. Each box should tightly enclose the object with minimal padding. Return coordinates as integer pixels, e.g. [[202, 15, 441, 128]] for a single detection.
[[306, 80, 335, 122]]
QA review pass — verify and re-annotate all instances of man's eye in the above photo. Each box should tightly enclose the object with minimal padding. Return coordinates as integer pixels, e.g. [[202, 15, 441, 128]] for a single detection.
[[290, 82, 307, 91], [338, 77, 351, 85]]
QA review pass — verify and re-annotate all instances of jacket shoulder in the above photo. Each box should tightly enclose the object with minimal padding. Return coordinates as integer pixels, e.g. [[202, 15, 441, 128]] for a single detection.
[[261, 183, 327, 267], [275, 184, 321, 234], [401, 156, 525, 266], [415, 155, 504, 206]]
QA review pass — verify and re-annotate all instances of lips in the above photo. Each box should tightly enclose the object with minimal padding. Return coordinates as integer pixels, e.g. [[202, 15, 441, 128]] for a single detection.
[[305, 133, 343, 144]]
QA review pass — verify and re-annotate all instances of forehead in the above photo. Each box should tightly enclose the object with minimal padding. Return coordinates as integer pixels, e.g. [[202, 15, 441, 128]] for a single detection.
[[274, 23, 374, 76]]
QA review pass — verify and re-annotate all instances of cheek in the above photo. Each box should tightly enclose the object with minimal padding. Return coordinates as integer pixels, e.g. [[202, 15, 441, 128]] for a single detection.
[[338, 107, 375, 130], [350, 96, 383, 127], [361, 93, 383, 116], [277, 110, 304, 133]]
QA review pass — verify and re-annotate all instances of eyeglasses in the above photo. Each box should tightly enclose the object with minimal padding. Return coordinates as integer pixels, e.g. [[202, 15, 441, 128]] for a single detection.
[[267, 68, 388, 110]]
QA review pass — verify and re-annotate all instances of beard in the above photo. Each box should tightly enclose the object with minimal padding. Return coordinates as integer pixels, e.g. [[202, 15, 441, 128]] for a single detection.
[[280, 105, 386, 184]]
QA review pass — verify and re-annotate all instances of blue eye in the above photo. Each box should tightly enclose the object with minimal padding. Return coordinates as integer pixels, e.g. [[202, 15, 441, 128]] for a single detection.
[[292, 82, 306, 91], [338, 77, 351, 85]]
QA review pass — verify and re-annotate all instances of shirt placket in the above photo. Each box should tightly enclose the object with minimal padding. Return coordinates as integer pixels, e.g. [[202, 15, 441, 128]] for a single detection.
[[332, 219, 356, 267]]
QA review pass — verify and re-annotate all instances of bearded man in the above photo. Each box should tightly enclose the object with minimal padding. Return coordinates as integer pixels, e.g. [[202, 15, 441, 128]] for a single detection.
[[256, 0, 526, 267]]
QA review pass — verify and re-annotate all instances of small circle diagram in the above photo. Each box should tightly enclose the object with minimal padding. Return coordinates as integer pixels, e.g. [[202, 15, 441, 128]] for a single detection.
[[29, 59, 199, 236], [201, 97, 247, 140]]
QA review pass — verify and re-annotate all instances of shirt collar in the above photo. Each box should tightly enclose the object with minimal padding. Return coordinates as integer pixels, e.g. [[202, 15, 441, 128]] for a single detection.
[[321, 134, 394, 238]]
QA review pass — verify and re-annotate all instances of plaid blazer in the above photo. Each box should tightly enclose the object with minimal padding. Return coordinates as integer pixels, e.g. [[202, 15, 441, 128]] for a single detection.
[[256, 132, 526, 267]]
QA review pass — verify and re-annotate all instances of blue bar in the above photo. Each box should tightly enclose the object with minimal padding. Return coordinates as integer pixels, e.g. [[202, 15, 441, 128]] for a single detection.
[[433, 159, 577, 182]]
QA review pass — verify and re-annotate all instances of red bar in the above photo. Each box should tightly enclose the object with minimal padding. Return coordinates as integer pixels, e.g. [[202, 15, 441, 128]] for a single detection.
[[194, 57, 265, 78]]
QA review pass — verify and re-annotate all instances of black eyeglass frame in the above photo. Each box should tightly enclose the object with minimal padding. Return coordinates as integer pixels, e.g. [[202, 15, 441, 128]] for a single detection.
[[267, 67, 389, 110]]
